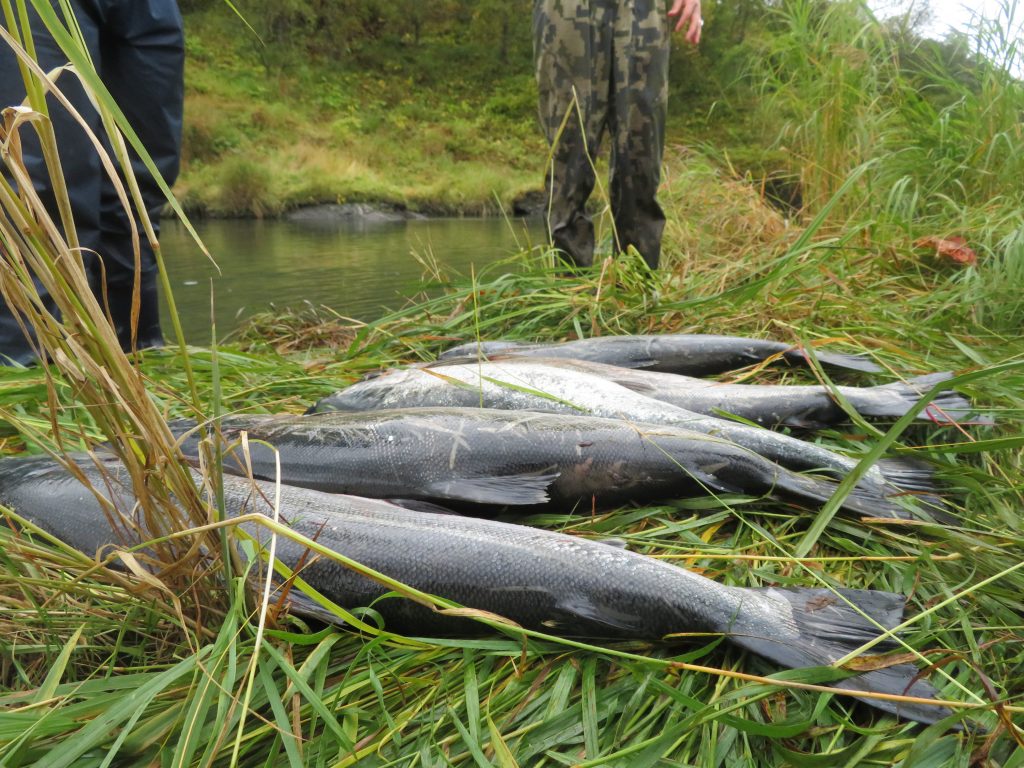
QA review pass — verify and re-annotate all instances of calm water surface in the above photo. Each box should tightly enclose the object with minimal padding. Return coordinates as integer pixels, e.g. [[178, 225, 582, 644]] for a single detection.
[[159, 216, 544, 343]]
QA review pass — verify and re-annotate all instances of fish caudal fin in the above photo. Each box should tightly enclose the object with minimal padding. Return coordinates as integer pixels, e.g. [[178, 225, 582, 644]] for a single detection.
[[728, 586, 957, 725], [782, 348, 884, 373], [874, 458, 960, 525], [876, 457, 938, 493], [859, 373, 990, 425], [776, 471, 919, 521]]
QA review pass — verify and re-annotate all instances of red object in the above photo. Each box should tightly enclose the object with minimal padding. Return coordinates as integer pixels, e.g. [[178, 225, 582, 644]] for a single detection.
[[913, 235, 978, 266]]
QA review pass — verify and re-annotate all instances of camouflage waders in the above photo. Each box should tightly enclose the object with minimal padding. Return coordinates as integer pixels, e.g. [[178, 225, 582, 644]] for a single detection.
[[534, 0, 670, 270]]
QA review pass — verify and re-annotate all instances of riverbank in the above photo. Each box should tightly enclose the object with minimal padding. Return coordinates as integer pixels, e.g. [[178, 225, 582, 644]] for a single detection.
[[176, 7, 549, 217]]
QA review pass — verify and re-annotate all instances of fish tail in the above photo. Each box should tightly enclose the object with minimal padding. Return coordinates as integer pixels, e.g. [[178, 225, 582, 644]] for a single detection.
[[775, 471, 918, 520], [875, 457, 938, 492], [782, 348, 883, 373], [872, 457, 959, 524], [778, 465, 958, 525], [858, 373, 991, 425], [727, 586, 956, 725]]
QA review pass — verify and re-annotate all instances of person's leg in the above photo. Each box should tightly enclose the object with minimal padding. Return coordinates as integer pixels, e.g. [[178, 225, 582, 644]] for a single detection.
[[533, 0, 613, 269], [608, 0, 669, 270], [0, 2, 104, 363], [95, 0, 184, 351]]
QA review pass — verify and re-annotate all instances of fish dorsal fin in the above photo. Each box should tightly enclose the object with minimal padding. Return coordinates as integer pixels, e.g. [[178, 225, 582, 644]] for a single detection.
[[423, 471, 560, 505], [598, 537, 629, 550]]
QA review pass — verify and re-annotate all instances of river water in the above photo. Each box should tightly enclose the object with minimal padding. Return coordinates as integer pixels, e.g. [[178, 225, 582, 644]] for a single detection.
[[159, 214, 545, 343]]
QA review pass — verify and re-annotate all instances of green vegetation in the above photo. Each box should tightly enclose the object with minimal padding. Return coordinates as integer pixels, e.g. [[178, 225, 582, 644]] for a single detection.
[[2, 0, 1024, 764], [177, 1, 545, 216]]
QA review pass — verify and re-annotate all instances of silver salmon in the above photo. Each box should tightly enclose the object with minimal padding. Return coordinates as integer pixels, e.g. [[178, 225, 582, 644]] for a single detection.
[[439, 335, 884, 375], [0, 453, 953, 725], [464, 357, 981, 429], [176, 408, 926, 520], [311, 362, 943, 516]]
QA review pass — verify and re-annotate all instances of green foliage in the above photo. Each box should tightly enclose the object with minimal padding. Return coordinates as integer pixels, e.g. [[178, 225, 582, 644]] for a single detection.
[[754, 0, 898, 212], [176, 3, 543, 216], [750, 0, 1024, 220]]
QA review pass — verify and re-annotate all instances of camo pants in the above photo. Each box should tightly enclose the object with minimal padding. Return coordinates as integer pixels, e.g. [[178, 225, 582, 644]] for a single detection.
[[534, 0, 670, 270]]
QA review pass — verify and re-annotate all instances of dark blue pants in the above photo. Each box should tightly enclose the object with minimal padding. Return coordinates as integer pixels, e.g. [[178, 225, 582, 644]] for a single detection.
[[0, 0, 184, 364]]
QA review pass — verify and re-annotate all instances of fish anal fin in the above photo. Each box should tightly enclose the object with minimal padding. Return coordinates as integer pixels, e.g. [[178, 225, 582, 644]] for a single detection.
[[384, 498, 464, 516], [624, 358, 660, 370], [608, 377, 658, 396], [689, 466, 746, 496]]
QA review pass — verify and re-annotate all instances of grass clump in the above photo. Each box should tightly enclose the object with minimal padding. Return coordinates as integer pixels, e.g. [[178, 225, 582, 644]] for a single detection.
[[216, 156, 281, 217]]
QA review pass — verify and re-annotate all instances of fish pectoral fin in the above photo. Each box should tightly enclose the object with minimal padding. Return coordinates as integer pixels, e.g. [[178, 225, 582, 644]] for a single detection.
[[424, 472, 561, 505], [687, 466, 746, 496], [607, 377, 659, 396], [554, 595, 644, 632]]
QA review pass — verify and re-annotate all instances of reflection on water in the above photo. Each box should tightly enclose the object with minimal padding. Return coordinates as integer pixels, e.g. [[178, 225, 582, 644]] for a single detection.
[[159, 215, 544, 343]]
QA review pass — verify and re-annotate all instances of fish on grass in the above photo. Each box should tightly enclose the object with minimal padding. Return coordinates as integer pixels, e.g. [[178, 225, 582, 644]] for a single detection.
[[177, 408, 926, 520], [311, 362, 947, 519], [0, 453, 958, 726], [476, 357, 982, 429], [439, 334, 884, 376]]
